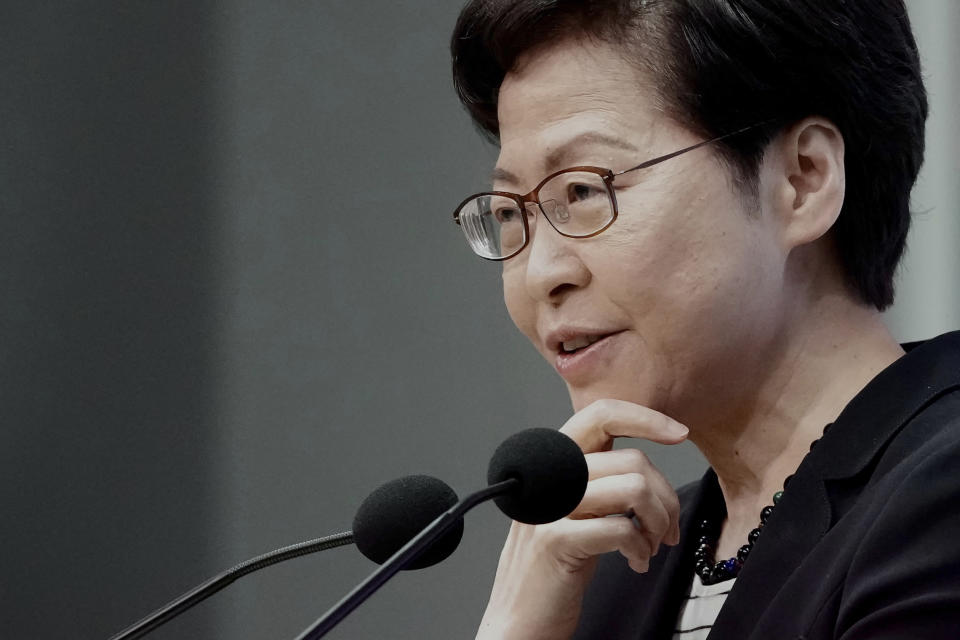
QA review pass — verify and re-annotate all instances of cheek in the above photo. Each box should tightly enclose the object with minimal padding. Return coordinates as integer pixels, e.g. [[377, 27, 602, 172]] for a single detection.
[[592, 194, 691, 291], [601, 183, 762, 318]]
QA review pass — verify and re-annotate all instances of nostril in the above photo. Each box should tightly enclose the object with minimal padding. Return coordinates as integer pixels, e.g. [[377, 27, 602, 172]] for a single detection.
[[549, 282, 578, 299]]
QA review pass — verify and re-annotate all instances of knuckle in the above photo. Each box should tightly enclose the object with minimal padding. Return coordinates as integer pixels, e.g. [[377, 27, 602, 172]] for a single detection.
[[667, 494, 681, 516], [590, 398, 618, 424], [630, 529, 654, 558], [624, 472, 648, 496], [614, 517, 642, 543], [623, 448, 649, 468], [614, 516, 636, 535], [650, 514, 670, 538], [621, 518, 651, 550]]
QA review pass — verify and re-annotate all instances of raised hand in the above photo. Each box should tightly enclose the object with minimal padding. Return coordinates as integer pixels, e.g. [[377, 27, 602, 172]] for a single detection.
[[476, 399, 689, 640]]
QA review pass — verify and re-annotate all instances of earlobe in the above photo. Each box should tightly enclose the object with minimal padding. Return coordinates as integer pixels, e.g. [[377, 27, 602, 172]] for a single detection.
[[774, 118, 846, 250]]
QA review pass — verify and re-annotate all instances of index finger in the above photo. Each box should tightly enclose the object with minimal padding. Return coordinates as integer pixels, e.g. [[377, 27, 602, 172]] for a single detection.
[[560, 399, 689, 453]]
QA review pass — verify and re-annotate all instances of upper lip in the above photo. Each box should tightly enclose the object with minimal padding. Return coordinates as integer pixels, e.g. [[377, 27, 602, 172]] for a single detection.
[[543, 326, 624, 355]]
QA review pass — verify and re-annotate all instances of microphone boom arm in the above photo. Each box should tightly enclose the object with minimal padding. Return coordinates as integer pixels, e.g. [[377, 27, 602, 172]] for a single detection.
[[293, 478, 520, 640], [109, 532, 355, 640]]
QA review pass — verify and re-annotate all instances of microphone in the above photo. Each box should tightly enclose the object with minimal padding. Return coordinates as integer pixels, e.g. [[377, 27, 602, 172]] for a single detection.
[[109, 475, 460, 640], [487, 427, 588, 524], [353, 474, 463, 569], [294, 427, 588, 639]]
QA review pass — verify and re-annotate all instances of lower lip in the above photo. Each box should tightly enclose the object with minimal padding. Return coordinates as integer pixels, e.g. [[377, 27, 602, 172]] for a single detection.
[[554, 332, 623, 381]]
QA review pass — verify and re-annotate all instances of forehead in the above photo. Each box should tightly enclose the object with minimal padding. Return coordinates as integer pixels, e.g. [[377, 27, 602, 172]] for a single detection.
[[496, 39, 660, 170]]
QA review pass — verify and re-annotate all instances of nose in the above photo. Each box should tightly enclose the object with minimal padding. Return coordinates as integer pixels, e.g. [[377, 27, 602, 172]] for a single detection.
[[522, 202, 591, 303]]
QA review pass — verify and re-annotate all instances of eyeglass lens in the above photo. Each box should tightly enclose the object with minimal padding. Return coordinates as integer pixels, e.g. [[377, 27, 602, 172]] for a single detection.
[[458, 170, 613, 259]]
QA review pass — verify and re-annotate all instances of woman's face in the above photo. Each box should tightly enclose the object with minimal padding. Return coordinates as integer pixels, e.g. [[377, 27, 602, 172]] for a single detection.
[[495, 39, 786, 416]]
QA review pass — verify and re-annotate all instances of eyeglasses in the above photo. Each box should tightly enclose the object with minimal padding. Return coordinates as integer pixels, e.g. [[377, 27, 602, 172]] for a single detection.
[[453, 123, 764, 260]]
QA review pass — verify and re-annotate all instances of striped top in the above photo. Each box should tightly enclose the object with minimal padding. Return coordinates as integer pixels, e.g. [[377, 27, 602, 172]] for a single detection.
[[672, 574, 736, 639]]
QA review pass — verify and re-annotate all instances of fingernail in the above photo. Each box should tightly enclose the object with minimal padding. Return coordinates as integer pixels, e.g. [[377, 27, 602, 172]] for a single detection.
[[671, 423, 689, 438]]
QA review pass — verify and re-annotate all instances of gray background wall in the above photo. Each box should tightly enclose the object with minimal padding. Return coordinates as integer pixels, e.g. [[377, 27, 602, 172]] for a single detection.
[[2, 2, 957, 639]]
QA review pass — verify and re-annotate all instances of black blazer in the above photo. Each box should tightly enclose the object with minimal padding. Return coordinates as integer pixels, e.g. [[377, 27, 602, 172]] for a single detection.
[[574, 331, 960, 639]]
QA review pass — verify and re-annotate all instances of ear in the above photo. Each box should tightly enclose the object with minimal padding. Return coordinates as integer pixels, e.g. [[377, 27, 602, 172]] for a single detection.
[[761, 117, 845, 251]]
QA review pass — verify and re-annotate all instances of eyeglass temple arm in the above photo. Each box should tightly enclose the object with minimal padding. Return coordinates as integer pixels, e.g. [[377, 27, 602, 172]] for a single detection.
[[614, 120, 772, 177]]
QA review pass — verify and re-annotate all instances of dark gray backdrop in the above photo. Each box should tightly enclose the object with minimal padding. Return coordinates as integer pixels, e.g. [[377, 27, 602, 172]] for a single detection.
[[3, 2, 956, 639]]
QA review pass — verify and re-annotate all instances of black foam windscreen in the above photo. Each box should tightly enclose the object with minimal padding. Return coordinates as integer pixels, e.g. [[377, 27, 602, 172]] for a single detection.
[[352, 474, 463, 570], [487, 428, 588, 524]]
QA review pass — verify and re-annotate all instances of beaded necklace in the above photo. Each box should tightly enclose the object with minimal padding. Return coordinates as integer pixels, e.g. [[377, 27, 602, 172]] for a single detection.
[[695, 422, 833, 585]]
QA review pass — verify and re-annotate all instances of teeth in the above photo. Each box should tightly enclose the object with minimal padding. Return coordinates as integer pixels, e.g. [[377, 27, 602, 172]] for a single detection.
[[561, 335, 603, 353]]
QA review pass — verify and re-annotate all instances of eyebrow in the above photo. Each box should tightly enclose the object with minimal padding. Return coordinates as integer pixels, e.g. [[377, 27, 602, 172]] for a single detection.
[[491, 131, 641, 186]]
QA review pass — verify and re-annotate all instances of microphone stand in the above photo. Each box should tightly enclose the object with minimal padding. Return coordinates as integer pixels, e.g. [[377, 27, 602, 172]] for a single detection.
[[293, 478, 519, 640], [110, 532, 354, 640]]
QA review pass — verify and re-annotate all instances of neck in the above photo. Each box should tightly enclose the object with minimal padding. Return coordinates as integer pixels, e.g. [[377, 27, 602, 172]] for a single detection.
[[683, 291, 904, 529]]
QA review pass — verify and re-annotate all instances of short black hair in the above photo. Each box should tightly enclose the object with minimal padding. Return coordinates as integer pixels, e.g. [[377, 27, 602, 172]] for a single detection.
[[451, 0, 928, 310]]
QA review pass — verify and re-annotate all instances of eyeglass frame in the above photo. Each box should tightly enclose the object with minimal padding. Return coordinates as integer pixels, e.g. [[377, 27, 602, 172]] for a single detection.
[[453, 122, 767, 261]]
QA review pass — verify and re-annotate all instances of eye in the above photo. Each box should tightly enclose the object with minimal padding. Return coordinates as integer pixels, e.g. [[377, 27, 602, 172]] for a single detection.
[[494, 205, 522, 224], [568, 182, 604, 203]]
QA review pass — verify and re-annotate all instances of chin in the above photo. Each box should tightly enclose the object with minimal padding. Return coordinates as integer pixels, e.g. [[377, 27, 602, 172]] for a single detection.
[[566, 381, 658, 414]]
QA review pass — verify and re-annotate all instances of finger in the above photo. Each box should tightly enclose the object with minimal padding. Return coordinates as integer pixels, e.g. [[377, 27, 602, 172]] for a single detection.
[[570, 474, 672, 553], [585, 448, 653, 480], [547, 516, 654, 573], [560, 399, 689, 454], [585, 449, 682, 545]]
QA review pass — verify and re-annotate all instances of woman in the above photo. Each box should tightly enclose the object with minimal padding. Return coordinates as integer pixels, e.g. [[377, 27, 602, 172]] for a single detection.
[[449, 1, 960, 638]]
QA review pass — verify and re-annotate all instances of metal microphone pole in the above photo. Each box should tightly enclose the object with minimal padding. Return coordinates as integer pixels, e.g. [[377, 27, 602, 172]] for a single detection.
[[293, 478, 518, 640]]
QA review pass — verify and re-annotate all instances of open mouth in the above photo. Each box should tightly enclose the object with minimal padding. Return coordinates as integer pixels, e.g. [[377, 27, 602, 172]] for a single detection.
[[555, 331, 621, 357], [560, 334, 606, 354], [551, 330, 624, 378]]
